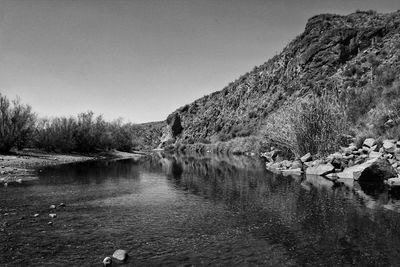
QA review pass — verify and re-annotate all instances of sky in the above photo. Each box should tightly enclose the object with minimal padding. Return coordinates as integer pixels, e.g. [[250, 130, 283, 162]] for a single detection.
[[0, 0, 399, 123]]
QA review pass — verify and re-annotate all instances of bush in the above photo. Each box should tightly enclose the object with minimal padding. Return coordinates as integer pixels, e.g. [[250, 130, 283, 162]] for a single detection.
[[291, 94, 348, 156], [0, 93, 36, 153], [261, 94, 348, 157]]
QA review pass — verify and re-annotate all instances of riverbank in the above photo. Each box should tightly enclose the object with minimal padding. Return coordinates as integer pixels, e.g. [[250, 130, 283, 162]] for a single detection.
[[0, 149, 144, 185], [261, 138, 400, 188]]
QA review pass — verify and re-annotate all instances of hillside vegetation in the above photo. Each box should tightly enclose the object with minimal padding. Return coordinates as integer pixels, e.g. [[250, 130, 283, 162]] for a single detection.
[[162, 10, 400, 156]]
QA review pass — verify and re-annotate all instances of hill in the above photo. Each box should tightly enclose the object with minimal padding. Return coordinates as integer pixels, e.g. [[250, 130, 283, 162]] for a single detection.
[[160, 10, 400, 156]]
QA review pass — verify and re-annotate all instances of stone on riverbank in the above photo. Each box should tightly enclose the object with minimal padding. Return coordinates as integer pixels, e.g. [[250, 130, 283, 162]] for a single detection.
[[300, 153, 312, 163], [387, 177, 400, 187], [363, 138, 376, 148], [337, 158, 396, 183], [369, 151, 382, 158], [305, 163, 335, 176], [383, 140, 396, 153]]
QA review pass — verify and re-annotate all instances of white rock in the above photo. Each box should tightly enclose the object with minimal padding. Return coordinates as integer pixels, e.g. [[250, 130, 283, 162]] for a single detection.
[[388, 177, 400, 187], [383, 140, 396, 153], [363, 138, 376, 148], [103, 257, 112, 266], [112, 249, 128, 262], [305, 163, 335, 176], [369, 151, 382, 158], [300, 153, 312, 163], [49, 213, 57, 218]]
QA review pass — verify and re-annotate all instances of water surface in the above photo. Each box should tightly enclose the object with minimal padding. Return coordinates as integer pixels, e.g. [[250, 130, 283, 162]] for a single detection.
[[1, 154, 400, 266]]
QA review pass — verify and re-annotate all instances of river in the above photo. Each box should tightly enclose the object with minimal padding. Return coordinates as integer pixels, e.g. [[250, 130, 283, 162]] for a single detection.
[[1, 153, 400, 266]]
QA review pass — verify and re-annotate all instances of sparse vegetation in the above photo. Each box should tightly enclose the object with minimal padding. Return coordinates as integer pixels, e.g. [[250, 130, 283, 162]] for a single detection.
[[0, 92, 164, 154]]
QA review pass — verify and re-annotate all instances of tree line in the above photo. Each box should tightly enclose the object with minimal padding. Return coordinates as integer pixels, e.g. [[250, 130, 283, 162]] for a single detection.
[[0, 93, 160, 154]]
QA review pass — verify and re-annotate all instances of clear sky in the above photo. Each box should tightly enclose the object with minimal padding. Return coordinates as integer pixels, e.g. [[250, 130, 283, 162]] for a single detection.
[[0, 0, 399, 123]]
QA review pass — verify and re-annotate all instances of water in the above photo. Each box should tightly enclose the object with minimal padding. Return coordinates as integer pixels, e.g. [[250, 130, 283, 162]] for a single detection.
[[2, 154, 400, 266]]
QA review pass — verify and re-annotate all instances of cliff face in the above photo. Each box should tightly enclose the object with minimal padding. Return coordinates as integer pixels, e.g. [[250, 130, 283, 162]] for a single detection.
[[162, 10, 400, 146]]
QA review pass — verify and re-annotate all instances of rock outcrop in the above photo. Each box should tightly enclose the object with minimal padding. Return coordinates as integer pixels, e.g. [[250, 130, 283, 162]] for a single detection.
[[161, 10, 400, 146]]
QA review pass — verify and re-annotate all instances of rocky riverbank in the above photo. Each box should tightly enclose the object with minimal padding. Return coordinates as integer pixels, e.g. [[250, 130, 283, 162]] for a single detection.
[[0, 149, 144, 186], [261, 138, 400, 189]]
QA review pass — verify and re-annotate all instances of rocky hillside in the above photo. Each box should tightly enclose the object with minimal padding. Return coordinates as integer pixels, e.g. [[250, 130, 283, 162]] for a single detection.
[[162, 10, 400, 148]]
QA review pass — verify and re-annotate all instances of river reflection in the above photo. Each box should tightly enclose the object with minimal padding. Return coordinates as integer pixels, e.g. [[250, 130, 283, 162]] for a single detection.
[[1, 153, 400, 266]]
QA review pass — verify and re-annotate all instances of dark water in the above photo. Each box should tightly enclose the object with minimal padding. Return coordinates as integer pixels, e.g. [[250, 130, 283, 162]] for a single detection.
[[2, 154, 400, 266]]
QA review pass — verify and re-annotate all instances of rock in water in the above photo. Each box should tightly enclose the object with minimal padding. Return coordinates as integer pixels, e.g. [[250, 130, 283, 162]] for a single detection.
[[112, 249, 128, 262], [337, 158, 397, 183], [387, 177, 400, 187], [305, 163, 335, 176], [103, 257, 112, 266]]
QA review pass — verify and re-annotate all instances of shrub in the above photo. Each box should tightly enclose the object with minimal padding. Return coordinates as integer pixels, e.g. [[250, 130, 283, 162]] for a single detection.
[[291, 94, 348, 156], [261, 94, 348, 157]]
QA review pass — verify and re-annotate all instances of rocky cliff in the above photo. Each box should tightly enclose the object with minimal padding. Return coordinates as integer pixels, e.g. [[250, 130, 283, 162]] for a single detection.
[[161, 10, 400, 147]]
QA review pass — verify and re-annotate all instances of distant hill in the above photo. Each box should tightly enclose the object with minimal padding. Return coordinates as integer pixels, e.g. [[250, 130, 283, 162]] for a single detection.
[[160, 10, 400, 152]]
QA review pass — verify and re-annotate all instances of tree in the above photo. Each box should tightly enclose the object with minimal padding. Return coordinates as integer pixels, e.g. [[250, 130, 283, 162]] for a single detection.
[[0, 93, 36, 153]]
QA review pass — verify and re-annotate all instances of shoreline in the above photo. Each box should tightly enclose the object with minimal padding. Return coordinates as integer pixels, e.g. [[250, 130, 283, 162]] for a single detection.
[[0, 149, 144, 185]]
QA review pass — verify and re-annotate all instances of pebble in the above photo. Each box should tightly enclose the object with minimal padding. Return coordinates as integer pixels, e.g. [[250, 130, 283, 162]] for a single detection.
[[103, 257, 112, 266]]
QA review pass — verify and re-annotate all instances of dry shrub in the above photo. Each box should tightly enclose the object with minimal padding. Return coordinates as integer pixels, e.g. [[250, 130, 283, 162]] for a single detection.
[[261, 94, 348, 157]]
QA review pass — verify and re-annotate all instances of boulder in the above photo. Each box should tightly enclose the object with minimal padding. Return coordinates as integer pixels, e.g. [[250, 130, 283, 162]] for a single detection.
[[363, 138, 376, 148], [387, 177, 400, 187], [336, 158, 397, 183], [300, 153, 312, 163], [305, 163, 335, 176], [383, 140, 396, 153], [112, 249, 128, 262], [49, 213, 57, 218]]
